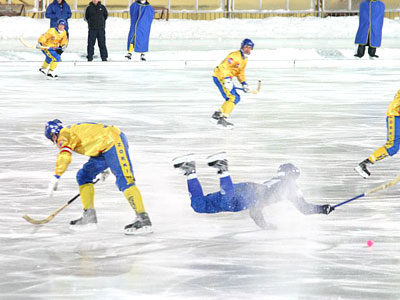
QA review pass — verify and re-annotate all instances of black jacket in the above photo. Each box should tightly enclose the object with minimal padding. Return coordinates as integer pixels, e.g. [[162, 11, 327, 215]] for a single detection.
[[84, 1, 108, 30]]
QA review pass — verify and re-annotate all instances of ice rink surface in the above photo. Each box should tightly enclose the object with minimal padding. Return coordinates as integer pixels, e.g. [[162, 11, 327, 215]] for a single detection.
[[1, 27, 400, 299]]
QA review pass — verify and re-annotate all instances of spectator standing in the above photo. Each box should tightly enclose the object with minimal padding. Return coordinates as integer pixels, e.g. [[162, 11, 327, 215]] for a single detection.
[[354, 0, 385, 59], [45, 0, 72, 35], [84, 0, 108, 61], [125, 0, 154, 61]]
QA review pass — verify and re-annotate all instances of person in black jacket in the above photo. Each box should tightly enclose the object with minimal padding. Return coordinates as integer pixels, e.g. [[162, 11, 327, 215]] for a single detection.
[[84, 0, 108, 61]]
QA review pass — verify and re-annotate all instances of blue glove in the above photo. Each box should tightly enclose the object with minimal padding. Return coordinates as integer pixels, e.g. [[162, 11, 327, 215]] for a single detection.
[[242, 82, 250, 93]]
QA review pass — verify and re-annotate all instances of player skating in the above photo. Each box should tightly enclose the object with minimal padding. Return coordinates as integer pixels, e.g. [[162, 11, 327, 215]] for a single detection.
[[37, 19, 68, 79], [355, 89, 400, 178], [44, 119, 152, 235], [211, 39, 254, 128], [173, 152, 334, 229]]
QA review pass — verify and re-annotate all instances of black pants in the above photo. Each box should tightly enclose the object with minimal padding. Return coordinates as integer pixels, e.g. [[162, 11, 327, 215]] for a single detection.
[[355, 34, 377, 58], [87, 29, 108, 61]]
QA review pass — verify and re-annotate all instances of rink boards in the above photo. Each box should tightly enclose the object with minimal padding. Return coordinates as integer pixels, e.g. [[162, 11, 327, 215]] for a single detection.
[[2, 59, 400, 69]]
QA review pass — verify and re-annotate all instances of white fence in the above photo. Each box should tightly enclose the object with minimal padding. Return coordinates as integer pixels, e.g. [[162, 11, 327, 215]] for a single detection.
[[14, 0, 400, 15]]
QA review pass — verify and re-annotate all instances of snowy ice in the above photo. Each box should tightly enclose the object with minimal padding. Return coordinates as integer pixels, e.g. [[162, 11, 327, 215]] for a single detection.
[[1, 16, 400, 299]]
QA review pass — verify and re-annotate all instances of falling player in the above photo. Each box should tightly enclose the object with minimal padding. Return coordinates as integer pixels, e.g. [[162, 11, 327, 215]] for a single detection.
[[355, 89, 400, 178], [211, 38, 254, 128], [37, 19, 68, 79], [44, 119, 152, 235], [173, 152, 334, 229]]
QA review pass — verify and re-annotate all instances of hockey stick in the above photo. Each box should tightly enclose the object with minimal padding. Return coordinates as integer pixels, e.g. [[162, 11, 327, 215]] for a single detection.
[[19, 36, 51, 50], [22, 178, 100, 225], [333, 172, 400, 209], [236, 80, 262, 94]]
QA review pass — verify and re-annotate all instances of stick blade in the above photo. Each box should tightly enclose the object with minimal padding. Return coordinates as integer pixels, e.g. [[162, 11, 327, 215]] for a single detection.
[[250, 80, 261, 94], [22, 214, 51, 225]]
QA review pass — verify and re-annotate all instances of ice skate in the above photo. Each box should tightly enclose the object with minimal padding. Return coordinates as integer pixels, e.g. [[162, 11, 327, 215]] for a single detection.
[[354, 159, 371, 179], [39, 68, 47, 75], [217, 116, 234, 129], [69, 209, 98, 231], [125, 52, 132, 61], [211, 111, 222, 120], [369, 55, 379, 60], [172, 153, 196, 176], [124, 212, 153, 235], [207, 152, 228, 174], [47, 70, 58, 80], [140, 53, 146, 61]]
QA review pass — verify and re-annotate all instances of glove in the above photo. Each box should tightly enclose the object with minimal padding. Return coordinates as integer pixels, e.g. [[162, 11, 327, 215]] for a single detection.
[[97, 169, 110, 182], [242, 82, 250, 93], [36, 43, 42, 49], [224, 77, 233, 91], [320, 204, 334, 215], [47, 175, 60, 198]]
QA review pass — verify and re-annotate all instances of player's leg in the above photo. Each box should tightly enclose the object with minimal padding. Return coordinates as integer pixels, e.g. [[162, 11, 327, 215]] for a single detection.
[[46, 49, 61, 79], [87, 29, 96, 61], [98, 29, 108, 61], [207, 152, 237, 211], [70, 156, 108, 230], [212, 76, 237, 127], [355, 116, 400, 178], [104, 132, 152, 234], [354, 44, 366, 58]]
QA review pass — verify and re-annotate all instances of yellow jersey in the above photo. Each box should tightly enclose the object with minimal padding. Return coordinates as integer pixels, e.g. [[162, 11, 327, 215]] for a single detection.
[[54, 123, 121, 176], [386, 89, 400, 117], [38, 28, 68, 48], [213, 50, 248, 83]]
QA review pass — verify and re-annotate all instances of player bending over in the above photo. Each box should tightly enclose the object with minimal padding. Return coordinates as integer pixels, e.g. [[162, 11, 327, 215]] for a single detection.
[[211, 39, 254, 128], [173, 152, 334, 229], [44, 119, 152, 235], [355, 89, 400, 178], [37, 19, 68, 79]]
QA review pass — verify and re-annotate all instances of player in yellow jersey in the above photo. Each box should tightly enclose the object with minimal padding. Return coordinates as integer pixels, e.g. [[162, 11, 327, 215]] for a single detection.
[[211, 38, 254, 127], [37, 19, 68, 79], [44, 119, 152, 235], [355, 89, 400, 178]]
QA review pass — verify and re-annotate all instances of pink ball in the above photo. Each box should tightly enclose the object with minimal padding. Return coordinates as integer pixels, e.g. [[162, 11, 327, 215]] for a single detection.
[[367, 240, 374, 247]]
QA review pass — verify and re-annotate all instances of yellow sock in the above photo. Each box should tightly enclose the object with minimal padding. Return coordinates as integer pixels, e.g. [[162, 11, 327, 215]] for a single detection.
[[79, 183, 95, 210], [123, 185, 145, 214], [369, 146, 389, 162], [49, 61, 58, 71], [221, 101, 235, 116], [128, 44, 134, 53], [41, 61, 49, 69]]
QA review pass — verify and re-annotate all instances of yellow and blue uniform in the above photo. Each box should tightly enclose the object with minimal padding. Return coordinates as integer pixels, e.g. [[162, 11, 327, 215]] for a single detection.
[[54, 123, 146, 214], [369, 89, 400, 162], [38, 28, 68, 71], [213, 50, 248, 116]]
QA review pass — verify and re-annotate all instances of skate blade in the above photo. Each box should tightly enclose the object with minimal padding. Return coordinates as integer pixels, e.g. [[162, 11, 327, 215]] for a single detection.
[[207, 152, 227, 164], [216, 123, 234, 130], [172, 153, 195, 167], [47, 76, 59, 80], [69, 223, 98, 232], [124, 225, 153, 235], [354, 166, 369, 179]]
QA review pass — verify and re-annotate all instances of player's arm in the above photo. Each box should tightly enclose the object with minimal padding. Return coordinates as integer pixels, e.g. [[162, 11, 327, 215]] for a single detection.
[[55, 149, 72, 177], [249, 203, 276, 229], [290, 188, 334, 215]]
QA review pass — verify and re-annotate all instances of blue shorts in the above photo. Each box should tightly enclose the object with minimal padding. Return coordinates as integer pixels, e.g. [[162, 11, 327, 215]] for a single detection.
[[76, 132, 136, 191], [213, 76, 241, 105], [42, 49, 61, 64]]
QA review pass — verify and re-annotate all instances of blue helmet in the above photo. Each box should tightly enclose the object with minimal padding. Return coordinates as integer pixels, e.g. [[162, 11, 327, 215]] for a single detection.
[[45, 119, 63, 140], [277, 163, 300, 180], [241, 38, 255, 49], [57, 19, 66, 26]]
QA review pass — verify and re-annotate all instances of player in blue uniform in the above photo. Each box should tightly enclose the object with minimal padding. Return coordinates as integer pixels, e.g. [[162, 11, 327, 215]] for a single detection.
[[173, 152, 334, 229]]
